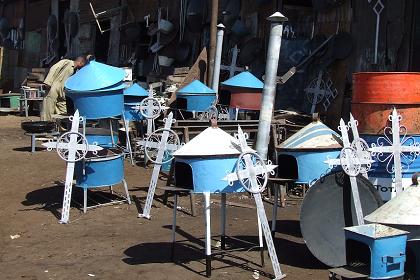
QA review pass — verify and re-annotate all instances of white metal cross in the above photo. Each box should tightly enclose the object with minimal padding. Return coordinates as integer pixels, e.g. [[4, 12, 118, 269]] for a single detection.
[[42, 110, 103, 224], [325, 118, 374, 225], [224, 126, 285, 280], [220, 45, 245, 78], [138, 112, 180, 219], [369, 108, 420, 195], [368, 0, 384, 64]]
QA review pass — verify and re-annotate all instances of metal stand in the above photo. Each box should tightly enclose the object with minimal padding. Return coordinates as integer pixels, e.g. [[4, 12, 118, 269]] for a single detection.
[[204, 192, 212, 278], [220, 193, 226, 250], [25, 132, 59, 153], [171, 193, 178, 261]]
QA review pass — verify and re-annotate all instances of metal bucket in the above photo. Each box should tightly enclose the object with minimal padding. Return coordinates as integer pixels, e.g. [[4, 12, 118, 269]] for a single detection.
[[361, 134, 420, 201], [352, 72, 420, 134], [67, 86, 124, 119], [75, 148, 124, 188], [84, 127, 118, 148]]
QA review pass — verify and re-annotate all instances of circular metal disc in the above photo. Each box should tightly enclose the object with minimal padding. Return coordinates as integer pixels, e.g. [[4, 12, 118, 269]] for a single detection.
[[300, 172, 383, 267]]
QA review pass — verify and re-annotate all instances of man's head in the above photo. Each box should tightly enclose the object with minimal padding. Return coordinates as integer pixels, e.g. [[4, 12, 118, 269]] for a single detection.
[[74, 56, 87, 69]]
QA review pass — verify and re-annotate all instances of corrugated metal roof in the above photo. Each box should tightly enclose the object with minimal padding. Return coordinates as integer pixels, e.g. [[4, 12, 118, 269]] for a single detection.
[[177, 80, 215, 95], [173, 127, 241, 156], [222, 71, 264, 89], [365, 186, 420, 226], [65, 60, 125, 92], [279, 121, 342, 149], [124, 83, 148, 97]]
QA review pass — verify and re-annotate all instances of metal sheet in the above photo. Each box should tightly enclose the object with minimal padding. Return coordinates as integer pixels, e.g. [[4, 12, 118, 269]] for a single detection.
[[177, 80, 215, 95], [300, 172, 383, 267], [123, 83, 148, 97]]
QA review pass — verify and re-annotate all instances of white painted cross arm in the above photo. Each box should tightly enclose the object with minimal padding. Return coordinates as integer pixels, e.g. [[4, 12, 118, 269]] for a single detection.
[[136, 139, 179, 152], [43, 141, 103, 152], [222, 164, 277, 185], [324, 157, 374, 169]]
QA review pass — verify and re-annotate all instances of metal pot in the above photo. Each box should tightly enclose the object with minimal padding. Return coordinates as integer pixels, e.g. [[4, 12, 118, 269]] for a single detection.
[[21, 121, 56, 134]]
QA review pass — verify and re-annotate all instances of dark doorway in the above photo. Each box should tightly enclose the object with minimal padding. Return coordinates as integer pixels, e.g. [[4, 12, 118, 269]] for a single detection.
[[95, 20, 110, 63], [58, 0, 70, 58]]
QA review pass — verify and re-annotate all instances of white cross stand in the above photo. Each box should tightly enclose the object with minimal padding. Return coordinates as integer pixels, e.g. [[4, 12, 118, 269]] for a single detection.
[[368, 0, 384, 64], [369, 108, 420, 195], [138, 87, 163, 136], [138, 112, 180, 219], [223, 126, 285, 280], [221, 45, 245, 78], [325, 118, 374, 226], [42, 110, 103, 224]]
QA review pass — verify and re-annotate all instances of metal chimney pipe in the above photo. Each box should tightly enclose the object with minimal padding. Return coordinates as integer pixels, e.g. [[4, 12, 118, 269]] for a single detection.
[[255, 12, 287, 159], [211, 23, 225, 95]]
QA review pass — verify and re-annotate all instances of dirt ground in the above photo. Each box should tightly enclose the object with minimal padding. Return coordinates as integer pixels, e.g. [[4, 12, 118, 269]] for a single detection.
[[0, 115, 329, 280]]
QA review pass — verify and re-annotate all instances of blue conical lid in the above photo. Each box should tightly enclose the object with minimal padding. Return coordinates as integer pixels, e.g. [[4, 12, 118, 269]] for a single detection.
[[124, 83, 148, 97], [66, 81, 126, 94], [221, 72, 264, 89], [65, 60, 125, 91], [177, 80, 215, 95]]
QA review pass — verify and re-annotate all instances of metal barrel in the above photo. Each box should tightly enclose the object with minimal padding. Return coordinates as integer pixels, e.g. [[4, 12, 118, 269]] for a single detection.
[[352, 72, 420, 135]]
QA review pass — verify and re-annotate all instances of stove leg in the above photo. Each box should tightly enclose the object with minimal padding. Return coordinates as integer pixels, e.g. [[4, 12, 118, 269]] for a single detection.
[[271, 185, 278, 237], [220, 193, 226, 250], [204, 192, 211, 277], [31, 134, 36, 153], [122, 179, 131, 204], [257, 214, 264, 267], [83, 188, 87, 213], [171, 193, 178, 262]]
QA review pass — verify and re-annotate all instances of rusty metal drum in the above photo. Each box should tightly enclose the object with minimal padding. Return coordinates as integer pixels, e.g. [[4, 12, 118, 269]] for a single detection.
[[352, 72, 420, 135]]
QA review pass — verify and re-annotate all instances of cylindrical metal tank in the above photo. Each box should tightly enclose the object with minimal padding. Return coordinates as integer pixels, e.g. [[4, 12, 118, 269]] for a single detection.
[[75, 148, 124, 188], [176, 80, 216, 112], [352, 72, 420, 135]]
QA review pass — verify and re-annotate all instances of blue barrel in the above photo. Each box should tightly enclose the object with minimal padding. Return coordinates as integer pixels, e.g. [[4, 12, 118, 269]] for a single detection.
[[75, 149, 124, 188], [84, 128, 118, 148], [362, 134, 420, 201], [123, 83, 148, 121]]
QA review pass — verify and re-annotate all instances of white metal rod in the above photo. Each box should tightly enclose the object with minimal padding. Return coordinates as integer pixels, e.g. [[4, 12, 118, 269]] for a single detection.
[[211, 24, 225, 95]]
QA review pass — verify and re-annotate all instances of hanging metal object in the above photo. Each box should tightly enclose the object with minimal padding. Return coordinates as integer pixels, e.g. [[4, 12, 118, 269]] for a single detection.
[[89, 2, 134, 34], [369, 108, 420, 195], [224, 126, 285, 280], [367, 0, 385, 64], [221, 45, 245, 78], [42, 110, 103, 224]]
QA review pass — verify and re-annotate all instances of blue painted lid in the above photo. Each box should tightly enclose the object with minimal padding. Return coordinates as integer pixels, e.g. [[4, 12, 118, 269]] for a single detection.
[[66, 81, 125, 94], [279, 121, 342, 149], [65, 60, 125, 91], [124, 83, 148, 97], [177, 80, 216, 95], [221, 71, 264, 89]]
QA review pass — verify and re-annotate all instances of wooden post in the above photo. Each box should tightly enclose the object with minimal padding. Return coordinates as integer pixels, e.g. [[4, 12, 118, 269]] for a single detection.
[[208, 0, 218, 85]]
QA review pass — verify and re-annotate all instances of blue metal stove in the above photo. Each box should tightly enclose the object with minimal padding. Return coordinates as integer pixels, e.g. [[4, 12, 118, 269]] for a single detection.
[[176, 80, 216, 113], [330, 224, 408, 280], [172, 126, 244, 193]]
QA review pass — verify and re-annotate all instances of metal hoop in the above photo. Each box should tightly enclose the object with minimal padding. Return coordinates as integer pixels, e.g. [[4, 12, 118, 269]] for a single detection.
[[56, 132, 89, 162], [236, 152, 268, 194], [139, 97, 162, 119], [144, 128, 180, 164], [339, 147, 361, 177]]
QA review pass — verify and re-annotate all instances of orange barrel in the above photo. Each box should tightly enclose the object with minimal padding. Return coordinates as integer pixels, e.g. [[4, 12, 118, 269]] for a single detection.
[[352, 72, 420, 135]]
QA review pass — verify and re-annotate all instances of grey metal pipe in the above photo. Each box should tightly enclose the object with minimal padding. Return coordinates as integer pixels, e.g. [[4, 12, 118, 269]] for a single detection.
[[255, 12, 287, 160], [211, 24, 225, 95]]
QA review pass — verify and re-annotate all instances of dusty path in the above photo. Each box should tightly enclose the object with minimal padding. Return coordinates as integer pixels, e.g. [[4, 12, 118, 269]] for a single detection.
[[0, 115, 328, 280]]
